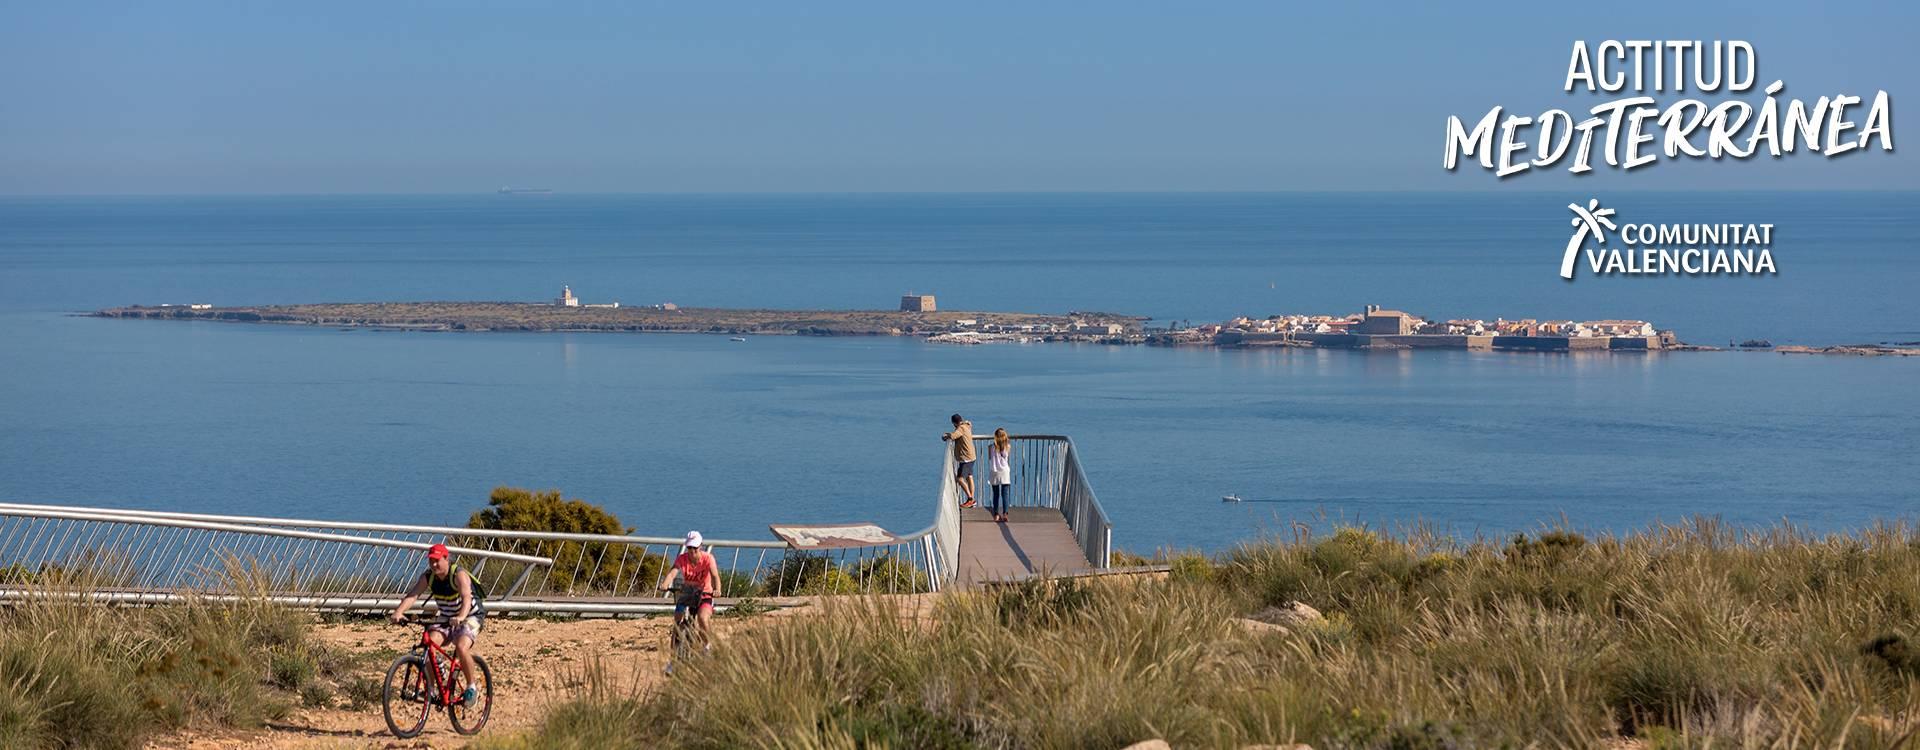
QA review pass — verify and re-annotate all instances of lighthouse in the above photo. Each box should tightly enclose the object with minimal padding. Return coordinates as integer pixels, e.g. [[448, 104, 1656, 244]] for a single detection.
[[556, 285, 579, 307]]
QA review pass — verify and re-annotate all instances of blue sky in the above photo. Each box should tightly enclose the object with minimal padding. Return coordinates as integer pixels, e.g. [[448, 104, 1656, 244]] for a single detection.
[[0, 2, 1911, 193]]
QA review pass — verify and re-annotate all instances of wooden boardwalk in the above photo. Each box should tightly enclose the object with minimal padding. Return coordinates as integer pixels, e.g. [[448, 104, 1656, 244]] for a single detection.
[[954, 506, 1093, 588]]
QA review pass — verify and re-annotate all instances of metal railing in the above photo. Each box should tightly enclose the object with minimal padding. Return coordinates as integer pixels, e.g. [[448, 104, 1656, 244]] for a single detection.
[[950, 434, 1113, 569], [0, 502, 941, 602], [0, 505, 552, 608], [0, 506, 936, 606], [0, 432, 1109, 609]]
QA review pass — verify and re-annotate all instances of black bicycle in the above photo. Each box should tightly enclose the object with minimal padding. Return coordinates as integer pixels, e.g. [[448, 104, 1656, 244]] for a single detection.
[[662, 582, 711, 676]]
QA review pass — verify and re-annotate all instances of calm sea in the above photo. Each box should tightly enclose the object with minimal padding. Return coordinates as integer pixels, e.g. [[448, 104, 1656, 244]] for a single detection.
[[0, 193, 1914, 551]]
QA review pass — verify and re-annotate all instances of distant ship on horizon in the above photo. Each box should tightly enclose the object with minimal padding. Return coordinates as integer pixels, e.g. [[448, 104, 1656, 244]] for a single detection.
[[497, 186, 553, 195]]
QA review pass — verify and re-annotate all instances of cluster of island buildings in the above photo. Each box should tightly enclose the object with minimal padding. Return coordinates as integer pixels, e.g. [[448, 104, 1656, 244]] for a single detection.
[[104, 288, 1916, 355], [925, 301, 1681, 351], [165, 285, 1681, 352], [1149, 304, 1679, 351], [153, 285, 1677, 351], [553, 285, 681, 311]]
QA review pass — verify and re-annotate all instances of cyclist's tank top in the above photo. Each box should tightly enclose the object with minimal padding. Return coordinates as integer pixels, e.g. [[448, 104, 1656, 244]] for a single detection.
[[674, 551, 718, 594], [429, 564, 487, 613]]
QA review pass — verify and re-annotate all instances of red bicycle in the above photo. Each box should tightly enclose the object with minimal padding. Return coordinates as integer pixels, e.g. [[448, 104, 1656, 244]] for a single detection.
[[381, 617, 494, 738]]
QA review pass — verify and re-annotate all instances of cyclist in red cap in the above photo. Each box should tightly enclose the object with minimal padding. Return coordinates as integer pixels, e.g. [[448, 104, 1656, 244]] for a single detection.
[[390, 543, 487, 705]]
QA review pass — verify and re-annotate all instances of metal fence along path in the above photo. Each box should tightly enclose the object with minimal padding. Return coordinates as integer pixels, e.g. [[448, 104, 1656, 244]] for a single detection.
[[0, 435, 1112, 614]]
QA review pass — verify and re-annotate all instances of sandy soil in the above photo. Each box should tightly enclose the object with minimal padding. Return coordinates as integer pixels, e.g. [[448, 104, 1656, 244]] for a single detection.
[[147, 607, 812, 750]]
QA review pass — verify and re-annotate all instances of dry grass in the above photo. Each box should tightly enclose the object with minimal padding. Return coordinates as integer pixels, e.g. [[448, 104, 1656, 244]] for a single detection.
[[0, 570, 340, 750], [498, 519, 1920, 749]]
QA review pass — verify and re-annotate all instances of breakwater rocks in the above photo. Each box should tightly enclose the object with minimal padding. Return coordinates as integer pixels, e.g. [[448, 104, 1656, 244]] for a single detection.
[[1776, 344, 1920, 357], [92, 302, 1145, 340]]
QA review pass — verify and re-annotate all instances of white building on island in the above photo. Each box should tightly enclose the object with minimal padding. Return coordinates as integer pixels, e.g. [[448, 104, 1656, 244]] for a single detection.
[[554, 285, 618, 308]]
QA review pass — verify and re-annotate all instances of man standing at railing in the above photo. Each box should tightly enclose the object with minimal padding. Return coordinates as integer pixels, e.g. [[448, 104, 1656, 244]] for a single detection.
[[943, 413, 978, 508]]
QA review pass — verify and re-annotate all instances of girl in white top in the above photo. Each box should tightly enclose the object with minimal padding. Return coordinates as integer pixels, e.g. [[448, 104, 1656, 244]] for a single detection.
[[988, 428, 1013, 522]]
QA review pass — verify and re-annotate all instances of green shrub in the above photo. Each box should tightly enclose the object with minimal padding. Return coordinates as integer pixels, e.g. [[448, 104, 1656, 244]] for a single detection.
[[757, 553, 929, 597], [848, 554, 929, 593], [716, 598, 775, 619], [716, 568, 757, 598], [1506, 530, 1587, 566], [269, 652, 315, 690], [795, 568, 860, 596], [1167, 552, 1215, 584], [299, 682, 333, 708], [462, 486, 666, 595], [342, 676, 384, 711], [758, 553, 834, 597]]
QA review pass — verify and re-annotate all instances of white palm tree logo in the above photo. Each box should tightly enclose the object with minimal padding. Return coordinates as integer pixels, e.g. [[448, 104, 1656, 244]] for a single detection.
[[1561, 199, 1618, 280]]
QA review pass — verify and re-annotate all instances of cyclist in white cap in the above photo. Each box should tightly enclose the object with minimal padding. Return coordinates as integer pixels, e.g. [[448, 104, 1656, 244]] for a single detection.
[[658, 531, 721, 665]]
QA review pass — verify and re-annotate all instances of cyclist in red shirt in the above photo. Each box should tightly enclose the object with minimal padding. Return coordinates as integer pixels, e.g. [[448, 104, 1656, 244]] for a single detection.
[[657, 530, 721, 669]]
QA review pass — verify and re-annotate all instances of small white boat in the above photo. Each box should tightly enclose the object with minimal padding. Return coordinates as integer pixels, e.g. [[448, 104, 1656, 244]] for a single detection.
[[1221, 494, 1243, 503], [729, 337, 747, 342]]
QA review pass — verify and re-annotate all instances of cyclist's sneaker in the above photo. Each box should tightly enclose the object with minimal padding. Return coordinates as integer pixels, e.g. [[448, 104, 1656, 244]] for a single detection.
[[461, 685, 478, 705], [960, 498, 977, 508]]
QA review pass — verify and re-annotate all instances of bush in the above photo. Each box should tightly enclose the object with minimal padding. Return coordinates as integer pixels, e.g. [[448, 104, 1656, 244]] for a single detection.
[[716, 598, 775, 619], [1506, 530, 1587, 566], [462, 487, 666, 595], [848, 554, 929, 594], [716, 568, 757, 599], [299, 682, 333, 708], [1167, 552, 1215, 584], [757, 554, 834, 597], [467, 486, 631, 536], [341, 676, 384, 711], [758, 553, 932, 597], [795, 568, 860, 596], [269, 652, 315, 690]]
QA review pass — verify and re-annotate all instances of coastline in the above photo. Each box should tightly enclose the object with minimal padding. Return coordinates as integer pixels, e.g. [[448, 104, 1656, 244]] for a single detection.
[[90, 302, 1149, 342], [88, 301, 1920, 356]]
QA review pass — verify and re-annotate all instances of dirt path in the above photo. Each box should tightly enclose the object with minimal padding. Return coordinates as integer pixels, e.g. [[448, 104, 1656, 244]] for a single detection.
[[149, 609, 807, 749]]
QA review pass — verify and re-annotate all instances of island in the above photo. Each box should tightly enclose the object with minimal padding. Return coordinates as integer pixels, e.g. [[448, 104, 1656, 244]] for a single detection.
[[91, 301, 1149, 342], [96, 293, 1852, 354]]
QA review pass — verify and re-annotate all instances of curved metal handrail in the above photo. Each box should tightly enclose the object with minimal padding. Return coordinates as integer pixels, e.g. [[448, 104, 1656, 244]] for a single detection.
[[0, 506, 553, 600], [0, 502, 787, 548], [0, 432, 1110, 603]]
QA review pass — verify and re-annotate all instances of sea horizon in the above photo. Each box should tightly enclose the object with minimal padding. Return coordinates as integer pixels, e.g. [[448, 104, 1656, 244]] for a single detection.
[[2, 191, 1913, 551]]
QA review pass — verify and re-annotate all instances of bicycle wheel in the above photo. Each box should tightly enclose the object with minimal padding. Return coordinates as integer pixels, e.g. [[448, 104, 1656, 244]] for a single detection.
[[381, 654, 432, 739], [664, 614, 690, 675], [448, 654, 493, 735]]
